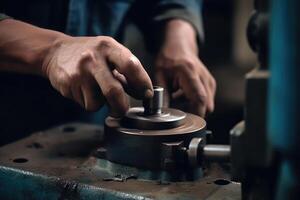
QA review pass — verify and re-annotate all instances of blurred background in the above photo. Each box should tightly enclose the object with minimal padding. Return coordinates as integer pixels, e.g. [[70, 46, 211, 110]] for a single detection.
[[0, 0, 257, 145]]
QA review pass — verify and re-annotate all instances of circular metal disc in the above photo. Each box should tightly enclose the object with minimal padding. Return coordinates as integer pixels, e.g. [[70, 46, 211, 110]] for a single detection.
[[122, 107, 187, 130], [106, 112, 206, 136]]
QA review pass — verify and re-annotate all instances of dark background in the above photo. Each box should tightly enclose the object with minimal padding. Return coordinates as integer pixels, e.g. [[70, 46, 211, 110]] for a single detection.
[[0, 0, 255, 146]]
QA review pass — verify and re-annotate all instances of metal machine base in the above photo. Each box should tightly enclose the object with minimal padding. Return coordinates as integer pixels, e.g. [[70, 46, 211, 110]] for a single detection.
[[0, 123, 241, 200]]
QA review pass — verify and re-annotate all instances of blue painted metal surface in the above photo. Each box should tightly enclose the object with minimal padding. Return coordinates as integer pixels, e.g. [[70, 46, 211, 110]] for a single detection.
[[0, 166, 148, 200], [269, 0, 300, 199], [269, 0, 300, 155]]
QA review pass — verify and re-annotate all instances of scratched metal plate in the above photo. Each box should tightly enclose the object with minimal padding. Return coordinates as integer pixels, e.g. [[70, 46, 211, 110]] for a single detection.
[[0, 123, 241, 200]]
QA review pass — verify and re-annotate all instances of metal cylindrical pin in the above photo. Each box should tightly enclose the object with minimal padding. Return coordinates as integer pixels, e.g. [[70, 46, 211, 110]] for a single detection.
[[143, 86, 164, 115]]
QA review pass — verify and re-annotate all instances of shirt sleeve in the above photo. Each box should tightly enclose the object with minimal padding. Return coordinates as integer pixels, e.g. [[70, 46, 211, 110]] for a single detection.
[[0, 13, 11, 21], [129, 0, 204, 52], [151, 0, 204, 44]]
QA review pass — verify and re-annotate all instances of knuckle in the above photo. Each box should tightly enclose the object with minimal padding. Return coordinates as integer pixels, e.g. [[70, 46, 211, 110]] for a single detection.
[[183, 59, 197, 71], [177, 59, 197, 75], [188, 73, 199, 83], [69, 72, 81, 84], [79, 50, 97, 71], [104, 85, 123, 101], [60, 73, 72, 88], [59, 82, 72, 98], [125, 55, 141, 72], [80, 50, 96, 62], [97, 36, 116, 51], [210, 77, 217, 90], [194, 92, 207, 103]]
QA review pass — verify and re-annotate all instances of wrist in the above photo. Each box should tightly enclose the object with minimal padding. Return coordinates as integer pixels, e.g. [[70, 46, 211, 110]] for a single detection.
[[162, 19, 198, 55], [40, 32, 70, 78]]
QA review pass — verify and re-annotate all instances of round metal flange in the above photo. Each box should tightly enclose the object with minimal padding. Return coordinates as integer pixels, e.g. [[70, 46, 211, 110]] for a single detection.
[[121, 107, 187, 130], [104, 114, 206, 169], [107, 111, 205, 136], [102, 86, 207, 172], [188, 138, 205, 167]]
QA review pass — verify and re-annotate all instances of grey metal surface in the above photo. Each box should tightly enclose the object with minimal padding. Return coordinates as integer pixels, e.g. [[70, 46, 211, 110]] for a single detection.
[[188, 138, 205, 167], [123, 86, 189, 130], [123, 107, 187, 130], [187, 138, 231, 167], [203, 145, 231, 162], [0, 123, 241, 200]]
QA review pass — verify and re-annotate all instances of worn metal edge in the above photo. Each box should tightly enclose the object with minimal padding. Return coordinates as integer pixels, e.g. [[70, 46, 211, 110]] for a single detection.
[[0, 166, 152, 200]]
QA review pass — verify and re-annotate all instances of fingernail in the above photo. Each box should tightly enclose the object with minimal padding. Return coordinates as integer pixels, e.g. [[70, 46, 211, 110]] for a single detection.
[[144, 89, 153, 98]]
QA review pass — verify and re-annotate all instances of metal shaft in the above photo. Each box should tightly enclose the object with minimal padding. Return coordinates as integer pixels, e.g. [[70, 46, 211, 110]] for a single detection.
[[143, 86, 164, 115], [188, 138, 231, 167], [203, 145, 231, 162]]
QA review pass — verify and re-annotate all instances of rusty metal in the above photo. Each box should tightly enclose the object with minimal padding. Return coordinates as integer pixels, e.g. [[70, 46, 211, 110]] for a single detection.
[[0, 123, 241, 199]]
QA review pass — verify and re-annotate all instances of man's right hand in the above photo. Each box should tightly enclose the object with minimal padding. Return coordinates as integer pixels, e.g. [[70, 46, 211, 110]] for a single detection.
[[42, 36, 153, 116]]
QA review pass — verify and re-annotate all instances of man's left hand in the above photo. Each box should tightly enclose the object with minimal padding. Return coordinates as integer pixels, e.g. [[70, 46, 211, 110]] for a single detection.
[[154, 20, 216, 117]]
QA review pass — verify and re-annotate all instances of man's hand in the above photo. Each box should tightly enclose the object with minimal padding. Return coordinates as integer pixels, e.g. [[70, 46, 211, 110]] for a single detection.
[[0, 19, 153, 116], [43, 36, 153, 116], [155, 20, 216, 117]]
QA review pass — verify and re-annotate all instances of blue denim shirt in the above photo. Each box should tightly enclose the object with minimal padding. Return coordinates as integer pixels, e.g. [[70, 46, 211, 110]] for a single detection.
[[0, 0, 203, 142], [1, 0, 203, 41]]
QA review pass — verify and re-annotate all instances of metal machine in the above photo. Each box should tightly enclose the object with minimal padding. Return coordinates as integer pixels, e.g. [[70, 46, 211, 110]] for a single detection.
[[0, 86, 237, 200], [103, 86, 230, 181], [1, 0, 300, 199]]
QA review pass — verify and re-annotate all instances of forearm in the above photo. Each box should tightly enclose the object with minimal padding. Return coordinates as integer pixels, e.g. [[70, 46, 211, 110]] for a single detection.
[[0, 19, 68, 76]]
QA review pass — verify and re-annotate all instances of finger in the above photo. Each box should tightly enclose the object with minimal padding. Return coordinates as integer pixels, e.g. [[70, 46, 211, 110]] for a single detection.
[[201, 63, 217, 98], [50, 68, 73, 99], [93, 62, 129, 117], [155, 70, 170, 107], [58, 82, 73, 99], [179, 69, 208, 117], [81, 81, 105, 112], [106, 45, 153, 99], [192, 80, 207, 117], [68, 74, 85, 107], [199, 75, 214, 112], [199, 77, 214, 112], [171, 89, 184, 99], [198, 65, 216, 112], [190, 100, 206, 117], [77, 51, 105, 111], [71, 84, 85, 108], [112, 69, 128, 86]]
